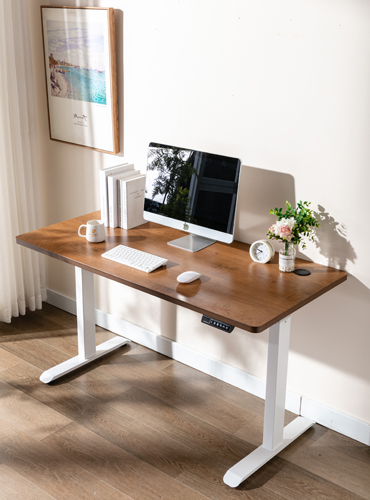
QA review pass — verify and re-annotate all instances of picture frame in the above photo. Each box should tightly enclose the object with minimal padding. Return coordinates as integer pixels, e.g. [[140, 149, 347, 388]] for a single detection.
[[41, 6, 119, 154]]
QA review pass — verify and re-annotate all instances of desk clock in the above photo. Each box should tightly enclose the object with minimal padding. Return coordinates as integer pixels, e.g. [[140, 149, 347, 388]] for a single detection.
[[249, 239, 275, 264]]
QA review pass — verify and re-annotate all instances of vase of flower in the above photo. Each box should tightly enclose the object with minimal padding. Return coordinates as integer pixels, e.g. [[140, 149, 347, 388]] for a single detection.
[[266, 201, 320, 273], [279, 242, 296, 272]]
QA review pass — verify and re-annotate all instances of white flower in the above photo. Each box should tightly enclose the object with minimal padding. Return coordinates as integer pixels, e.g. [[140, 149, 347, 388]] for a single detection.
[[276, 217, 296, 230]]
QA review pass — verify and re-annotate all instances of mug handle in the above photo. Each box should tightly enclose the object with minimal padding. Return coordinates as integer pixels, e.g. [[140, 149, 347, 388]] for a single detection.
[[78, 224, 87, 237]]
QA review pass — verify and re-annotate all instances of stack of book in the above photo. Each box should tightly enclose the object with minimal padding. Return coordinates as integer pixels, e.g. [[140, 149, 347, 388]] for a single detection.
[[99, 163, 146, 229]]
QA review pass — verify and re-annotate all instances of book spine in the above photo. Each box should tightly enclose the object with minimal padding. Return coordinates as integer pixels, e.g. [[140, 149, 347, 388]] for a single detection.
[[127, 177, 146, 229], [99, 170, 109, 227], [108, 176, 118, 228], [121, 180, 128, 230], [118, 176, 145, 230], [117, 181, 122, 228]]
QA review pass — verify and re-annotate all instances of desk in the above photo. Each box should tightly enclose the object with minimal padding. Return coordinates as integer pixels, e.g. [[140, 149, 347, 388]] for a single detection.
[[16, 210, 347, 487]]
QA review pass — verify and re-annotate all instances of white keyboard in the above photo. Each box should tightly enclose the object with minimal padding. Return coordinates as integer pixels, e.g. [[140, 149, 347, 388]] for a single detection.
[[102, 245, 168, 273]]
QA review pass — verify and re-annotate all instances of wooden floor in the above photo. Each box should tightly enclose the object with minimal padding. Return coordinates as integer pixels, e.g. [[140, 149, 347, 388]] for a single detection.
[[0, 304, 369, 500]]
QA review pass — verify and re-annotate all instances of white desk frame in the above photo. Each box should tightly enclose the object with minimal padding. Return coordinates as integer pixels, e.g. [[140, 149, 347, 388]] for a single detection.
[[40, 268, 314, 486], [40, 268, 129, 383], [224, 316, 314, 487]]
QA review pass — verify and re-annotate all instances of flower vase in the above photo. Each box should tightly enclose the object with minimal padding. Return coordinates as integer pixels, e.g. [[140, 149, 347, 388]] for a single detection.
[[279, 242, 296, 272]]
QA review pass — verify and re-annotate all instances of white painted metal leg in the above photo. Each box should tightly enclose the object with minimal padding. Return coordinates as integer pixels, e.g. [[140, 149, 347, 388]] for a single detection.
[[75, 267, 96, 359], [223, 416, 314, 488], [223, 317, 314, 488], [263, 316, 291, 451], [40, 268, 129, 383]]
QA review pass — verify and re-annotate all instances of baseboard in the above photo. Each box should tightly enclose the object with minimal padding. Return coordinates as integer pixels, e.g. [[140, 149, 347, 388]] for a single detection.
[[46, 288, 370, 446], [301, 397, 370, 446]]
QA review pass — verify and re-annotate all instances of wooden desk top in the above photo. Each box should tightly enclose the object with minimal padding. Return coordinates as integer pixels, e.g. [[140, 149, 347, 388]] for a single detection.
[[16, 211, 347, 333]]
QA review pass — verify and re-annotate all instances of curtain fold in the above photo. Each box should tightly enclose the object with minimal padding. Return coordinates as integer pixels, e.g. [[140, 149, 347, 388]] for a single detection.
[[0, 0, 46, 323]]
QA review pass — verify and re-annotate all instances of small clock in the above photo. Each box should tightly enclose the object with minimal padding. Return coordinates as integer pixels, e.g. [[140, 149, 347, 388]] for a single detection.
[[249, 239, 275, 264]]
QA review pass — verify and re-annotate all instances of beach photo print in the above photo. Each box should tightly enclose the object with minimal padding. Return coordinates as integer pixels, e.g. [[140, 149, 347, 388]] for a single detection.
[[47, 21, 107, 104], [41, 7, 119, 154]]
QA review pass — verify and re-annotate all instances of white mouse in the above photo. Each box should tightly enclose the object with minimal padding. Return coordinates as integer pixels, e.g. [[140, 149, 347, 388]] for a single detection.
[[177, 271, 201, 283]]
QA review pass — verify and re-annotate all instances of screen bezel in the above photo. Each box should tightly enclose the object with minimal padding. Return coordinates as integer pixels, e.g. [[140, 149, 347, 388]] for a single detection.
[[143, 142, 242, 244]]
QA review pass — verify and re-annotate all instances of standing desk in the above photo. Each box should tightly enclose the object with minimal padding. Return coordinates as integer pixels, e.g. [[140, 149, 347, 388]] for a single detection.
[[16, 211, 347, 487]]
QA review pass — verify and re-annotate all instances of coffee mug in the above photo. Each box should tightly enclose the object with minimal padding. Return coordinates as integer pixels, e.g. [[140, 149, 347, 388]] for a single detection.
[[78, 219, 105, 243]]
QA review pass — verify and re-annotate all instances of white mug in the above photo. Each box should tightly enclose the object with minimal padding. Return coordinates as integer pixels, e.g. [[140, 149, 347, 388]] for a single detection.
[[78, 219, 105, 243]]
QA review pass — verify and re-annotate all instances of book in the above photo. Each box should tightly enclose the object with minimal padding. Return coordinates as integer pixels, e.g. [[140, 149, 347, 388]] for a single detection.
[[99, 163, 131, 227], [120, 175, 146, 230], [107, 167, 140, 228]]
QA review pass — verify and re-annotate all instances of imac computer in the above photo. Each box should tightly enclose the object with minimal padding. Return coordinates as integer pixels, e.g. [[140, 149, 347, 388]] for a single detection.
[[143, 142, 241, 252]]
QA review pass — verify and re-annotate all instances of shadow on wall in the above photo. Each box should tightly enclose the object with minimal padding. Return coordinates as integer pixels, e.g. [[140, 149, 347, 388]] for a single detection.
[[234, 165, 296, 247], [314, 205, 357, 270], [234, 167, 357, 271], [291, 273, 370, 385]]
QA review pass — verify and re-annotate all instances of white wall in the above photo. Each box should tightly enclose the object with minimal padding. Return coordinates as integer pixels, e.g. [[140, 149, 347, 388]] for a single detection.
[[28, 0, 370, 425]]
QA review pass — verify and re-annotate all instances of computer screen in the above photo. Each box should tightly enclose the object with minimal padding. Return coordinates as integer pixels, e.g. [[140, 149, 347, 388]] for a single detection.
[[143, 142, 241, 251]]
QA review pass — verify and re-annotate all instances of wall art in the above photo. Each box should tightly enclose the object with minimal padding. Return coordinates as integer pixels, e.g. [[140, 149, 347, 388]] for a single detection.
[[41, 6, 119, 154]]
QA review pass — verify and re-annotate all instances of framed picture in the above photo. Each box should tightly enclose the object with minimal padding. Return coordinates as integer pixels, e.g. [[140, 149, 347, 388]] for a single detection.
[[41, 6, 119, 154]]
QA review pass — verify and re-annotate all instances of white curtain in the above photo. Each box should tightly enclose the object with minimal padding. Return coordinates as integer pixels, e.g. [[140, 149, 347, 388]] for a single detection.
[[0, 0, 46, 323]]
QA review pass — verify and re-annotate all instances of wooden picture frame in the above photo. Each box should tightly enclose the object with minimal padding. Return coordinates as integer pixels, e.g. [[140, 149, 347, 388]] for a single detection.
[[41, 6, 119, 154]]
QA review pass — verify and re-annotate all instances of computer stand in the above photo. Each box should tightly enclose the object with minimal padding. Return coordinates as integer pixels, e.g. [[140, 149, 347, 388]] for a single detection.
[[167, 233, 216, 252]]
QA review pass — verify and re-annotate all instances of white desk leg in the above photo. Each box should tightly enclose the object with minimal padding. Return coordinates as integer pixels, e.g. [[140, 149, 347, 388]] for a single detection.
[[223, 316, 314, 487], [40, 268, 129, 383]]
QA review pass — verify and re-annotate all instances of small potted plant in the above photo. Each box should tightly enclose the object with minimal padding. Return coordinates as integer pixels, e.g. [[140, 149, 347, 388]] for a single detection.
[[267, 201, 319, 272]]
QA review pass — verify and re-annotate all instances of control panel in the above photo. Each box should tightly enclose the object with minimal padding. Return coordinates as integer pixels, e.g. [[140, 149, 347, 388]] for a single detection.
[[201, 315, 235, 333]]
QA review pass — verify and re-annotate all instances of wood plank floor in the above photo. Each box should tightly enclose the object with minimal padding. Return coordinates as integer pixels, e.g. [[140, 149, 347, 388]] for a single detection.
[[0, 303, 369, 500]]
